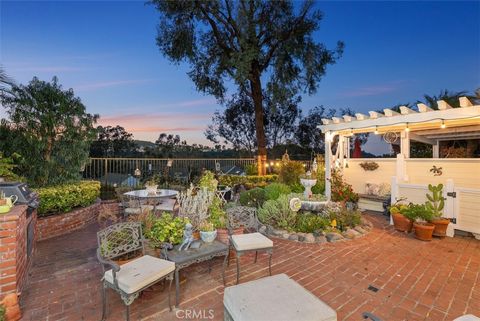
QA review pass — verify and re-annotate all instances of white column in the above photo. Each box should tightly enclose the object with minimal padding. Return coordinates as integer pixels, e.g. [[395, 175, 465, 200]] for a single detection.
[[395, 153, 406, 182], [443, 179, 456, 237], [390, 176, 398, 225], [338, 135, 345, 169], [433, 141, 440, 158], [400, 130, 410, 158], [325, 137, 332, 201]]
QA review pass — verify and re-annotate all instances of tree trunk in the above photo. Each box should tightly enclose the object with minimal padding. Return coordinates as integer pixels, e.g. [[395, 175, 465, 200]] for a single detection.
[[249, 67, 267, 176]]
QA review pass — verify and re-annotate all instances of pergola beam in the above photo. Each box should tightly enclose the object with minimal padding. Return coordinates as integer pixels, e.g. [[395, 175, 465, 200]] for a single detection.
[[408, 132, 436, 145]]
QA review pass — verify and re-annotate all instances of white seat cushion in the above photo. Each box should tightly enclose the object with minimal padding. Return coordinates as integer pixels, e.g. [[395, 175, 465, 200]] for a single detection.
[[224, 274, 337, 321], [124, 205, 154, 215], [231, 232, 273, 251], [104, 255, 175, 294], [454, 315, 480, 321]]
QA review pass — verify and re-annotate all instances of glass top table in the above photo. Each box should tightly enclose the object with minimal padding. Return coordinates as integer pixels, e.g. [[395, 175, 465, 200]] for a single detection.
[[123, 189, 178, 199]]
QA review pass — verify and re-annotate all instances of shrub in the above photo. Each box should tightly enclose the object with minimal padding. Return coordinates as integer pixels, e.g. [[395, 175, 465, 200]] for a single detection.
[[331, 169, 359, 203], [0, 304, 4, 321], [328, 208, 362, 231], [146, 213, 189, 247], [289, 182, 305, 193], [218, 174, 278, 188], [264, 183, 291, 200], [208, 197, 227, 228], [278, 161, 305, 186], [257, 195, 297, 231], [36, 180, 100, 216], [295, 212, 330, 233], [239, 188, 267, 208], [245, 163, 258, 175], [311, 180, 325, 194], [198, 170, 218, 192]]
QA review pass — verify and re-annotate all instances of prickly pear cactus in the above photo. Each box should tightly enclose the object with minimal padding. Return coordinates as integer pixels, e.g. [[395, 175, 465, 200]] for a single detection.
[[425, 183, 444, 219]]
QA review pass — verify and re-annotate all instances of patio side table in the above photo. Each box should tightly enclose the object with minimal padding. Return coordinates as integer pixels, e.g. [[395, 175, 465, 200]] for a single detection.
[[162, 240, 229, 307]]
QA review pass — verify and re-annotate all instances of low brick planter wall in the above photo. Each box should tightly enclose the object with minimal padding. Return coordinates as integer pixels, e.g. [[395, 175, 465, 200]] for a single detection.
[[37, 200, 102, 241]]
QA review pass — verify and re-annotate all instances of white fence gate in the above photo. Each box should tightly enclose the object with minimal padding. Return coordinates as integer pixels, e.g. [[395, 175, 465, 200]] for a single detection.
[[392, 178, 480, 239]]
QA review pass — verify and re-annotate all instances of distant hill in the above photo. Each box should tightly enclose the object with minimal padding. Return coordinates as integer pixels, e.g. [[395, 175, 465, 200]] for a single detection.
[[134, 140, 156, 148]]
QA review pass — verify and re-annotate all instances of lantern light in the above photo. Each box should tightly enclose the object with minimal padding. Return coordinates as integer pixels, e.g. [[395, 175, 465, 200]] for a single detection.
[[405, 123, 410, 132], [440, 119, 446, 129], [374, 126, 379, 135]]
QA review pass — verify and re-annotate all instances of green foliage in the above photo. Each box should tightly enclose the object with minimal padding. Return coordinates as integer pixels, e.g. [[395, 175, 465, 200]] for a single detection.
[[403, 203, 432, 222], [328, 208, 362, 231], [0, 76, 98, 186], [198, 170, 218, 192], [311, 180, 325, 194], [245, 163, 258, 175], [199, 221, 215, 232], [331, 169, 359, 203], [278, 161, 305, 186], [288, 193, 327, 202], [239, 188, 267, 208], [146, 213, 189, 246], [0, 152, 22, 181], [295, 212, 330, 233], [35, 180, 100, 216], [264, 183, 291, 200], [208, 197, 227, 229], [290, 182, 305, 193], [90, 125, 136, 157], [218, 174, 278, 188], [257, 195, 297, 231], [0, 303, 4, 321], [425, 184, 444, 219]]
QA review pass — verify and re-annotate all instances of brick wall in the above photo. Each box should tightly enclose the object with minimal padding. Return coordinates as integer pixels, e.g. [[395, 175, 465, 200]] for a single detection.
[[37, 200, 101, 241], [0, 205, 36, 300]]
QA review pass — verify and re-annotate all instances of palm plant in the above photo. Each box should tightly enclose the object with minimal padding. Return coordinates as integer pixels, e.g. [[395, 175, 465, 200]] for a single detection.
[[0, 66, 14, 91]]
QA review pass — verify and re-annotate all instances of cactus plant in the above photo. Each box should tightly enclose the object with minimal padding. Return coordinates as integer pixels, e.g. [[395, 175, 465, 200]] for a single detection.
[[425, 183, 445, 219]]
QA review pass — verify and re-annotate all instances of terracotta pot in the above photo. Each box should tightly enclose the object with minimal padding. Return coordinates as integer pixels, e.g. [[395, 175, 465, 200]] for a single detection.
[[413, 222, 435, 241], [392, 213, 413, 232], [193, 231, 200, 240], [431, 218, 450, 237], [0, 199, 6, 206]]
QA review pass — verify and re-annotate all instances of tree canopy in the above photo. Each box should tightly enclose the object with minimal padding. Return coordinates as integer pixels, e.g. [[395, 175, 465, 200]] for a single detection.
[[90, 125, 137, 157], [0, 76, 98, 186], [151, 0, 343, 174]]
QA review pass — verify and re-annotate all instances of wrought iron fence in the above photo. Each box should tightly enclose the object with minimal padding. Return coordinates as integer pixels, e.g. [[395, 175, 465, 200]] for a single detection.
[[83, 157, 257, 186], [83, 157, 319, 186]]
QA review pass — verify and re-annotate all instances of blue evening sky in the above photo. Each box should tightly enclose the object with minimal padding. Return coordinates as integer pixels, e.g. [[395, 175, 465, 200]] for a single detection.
[[1, 1, 479, 145]]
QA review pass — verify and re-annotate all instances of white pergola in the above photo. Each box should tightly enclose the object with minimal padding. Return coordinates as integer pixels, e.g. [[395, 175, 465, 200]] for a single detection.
[[318, 97, 480, 199]]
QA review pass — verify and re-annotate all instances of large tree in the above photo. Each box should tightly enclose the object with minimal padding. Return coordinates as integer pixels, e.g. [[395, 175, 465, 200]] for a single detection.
[[296, 105, 335, 153], [205, 90, 301, 153], [151, 0, 343, 174], [90, 125, 136, 157], [0, 76, 98, 186]]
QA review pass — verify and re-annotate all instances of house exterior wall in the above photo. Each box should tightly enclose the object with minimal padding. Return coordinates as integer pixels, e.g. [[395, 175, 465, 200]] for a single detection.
[[342, 159, 396, 194], [404, 159, 480, 189]]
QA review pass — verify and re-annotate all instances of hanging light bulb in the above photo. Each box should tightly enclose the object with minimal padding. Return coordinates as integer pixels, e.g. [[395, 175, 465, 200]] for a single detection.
[[405, 123, 410, 132], [440, 119, 446, 129], [374, 126, 379, 135], [350, 128, 354, 136]]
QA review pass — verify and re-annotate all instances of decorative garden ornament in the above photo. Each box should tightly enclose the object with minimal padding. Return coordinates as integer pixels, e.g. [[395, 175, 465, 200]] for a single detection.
[[179, 223, 194, 251], [289, 198, 302, 212]]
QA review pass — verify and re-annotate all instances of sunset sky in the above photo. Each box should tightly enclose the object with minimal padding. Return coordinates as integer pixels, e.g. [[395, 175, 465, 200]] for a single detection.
[[1, 1, 479, 146]]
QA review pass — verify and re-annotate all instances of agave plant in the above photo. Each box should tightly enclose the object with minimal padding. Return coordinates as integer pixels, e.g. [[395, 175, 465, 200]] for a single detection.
[[425, 184, 445, 219]]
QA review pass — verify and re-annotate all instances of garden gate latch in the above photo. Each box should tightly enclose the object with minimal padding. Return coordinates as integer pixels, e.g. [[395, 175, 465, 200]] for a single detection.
[[447, 192, 456, 198]]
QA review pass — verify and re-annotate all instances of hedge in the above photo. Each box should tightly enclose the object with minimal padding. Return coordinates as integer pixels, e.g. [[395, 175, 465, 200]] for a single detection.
[[35, 180, 100, 216], [218, 175, 278, 188]]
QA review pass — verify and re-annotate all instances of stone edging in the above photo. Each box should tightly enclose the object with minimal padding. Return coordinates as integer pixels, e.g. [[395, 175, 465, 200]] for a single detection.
[[36, 199, 102, 241], [259, 217, 373, 244]]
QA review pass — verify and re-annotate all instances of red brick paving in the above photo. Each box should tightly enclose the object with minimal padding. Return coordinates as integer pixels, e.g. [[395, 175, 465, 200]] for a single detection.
[[20, 213, 480, 321]]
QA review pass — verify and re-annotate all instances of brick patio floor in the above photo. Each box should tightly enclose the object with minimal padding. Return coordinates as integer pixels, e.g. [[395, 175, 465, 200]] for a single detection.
[[20, 213, 480, 321]]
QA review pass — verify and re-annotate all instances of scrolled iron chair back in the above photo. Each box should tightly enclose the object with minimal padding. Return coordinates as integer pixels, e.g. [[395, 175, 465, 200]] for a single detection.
[[226, 206, 258, 233], [97, 222, 144, 260]]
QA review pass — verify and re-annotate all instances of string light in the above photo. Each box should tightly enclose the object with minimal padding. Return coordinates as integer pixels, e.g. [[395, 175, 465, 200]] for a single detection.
[[350, 128, 354, 136], [374, 126, 379, 135], [405, 123, 410, 132], [440, 119, 446, 129]]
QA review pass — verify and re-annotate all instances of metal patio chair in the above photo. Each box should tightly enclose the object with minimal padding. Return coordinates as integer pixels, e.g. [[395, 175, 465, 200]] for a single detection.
[[226, 206, 273, 284], [97, 222, 175, 321]]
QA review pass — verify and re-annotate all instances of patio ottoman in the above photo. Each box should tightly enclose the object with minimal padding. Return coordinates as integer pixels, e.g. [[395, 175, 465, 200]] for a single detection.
[[223, 274, 337, 321]]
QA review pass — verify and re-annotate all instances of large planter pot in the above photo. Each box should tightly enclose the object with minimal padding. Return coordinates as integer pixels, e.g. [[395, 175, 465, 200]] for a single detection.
[[431, 218, 450, 237], [217, 227, 244, 245], [392, 213, 413, 233], [192, 231, 200, 241], [200, 230, 217, 243], [413, 222, 435, 241]]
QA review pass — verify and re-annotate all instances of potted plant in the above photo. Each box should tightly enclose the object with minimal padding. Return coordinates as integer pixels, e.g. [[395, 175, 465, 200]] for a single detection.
[[199, 221, 217, 242], [146, 213, 190, 248], [410, 204, 435, 241], [389, 200, 414, 232], [425, 184, 449, 237]]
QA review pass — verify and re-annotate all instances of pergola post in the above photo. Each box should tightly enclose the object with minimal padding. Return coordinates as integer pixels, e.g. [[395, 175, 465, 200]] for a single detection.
[[400, 130, 410, 158], [433, 141, 440, 158], [324, 134, 333, 200]]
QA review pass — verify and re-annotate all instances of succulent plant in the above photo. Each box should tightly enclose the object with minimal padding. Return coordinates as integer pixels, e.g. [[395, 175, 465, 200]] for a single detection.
[[425, 183, 445, 219]]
